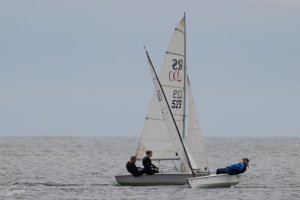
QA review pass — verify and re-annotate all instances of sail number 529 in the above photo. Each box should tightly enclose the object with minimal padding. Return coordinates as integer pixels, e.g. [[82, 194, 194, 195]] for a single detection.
[[171, 100, 182, 109]]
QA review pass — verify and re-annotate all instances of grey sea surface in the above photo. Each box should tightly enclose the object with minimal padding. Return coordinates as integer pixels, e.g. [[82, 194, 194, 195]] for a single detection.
[[0, 137, 299, 200]]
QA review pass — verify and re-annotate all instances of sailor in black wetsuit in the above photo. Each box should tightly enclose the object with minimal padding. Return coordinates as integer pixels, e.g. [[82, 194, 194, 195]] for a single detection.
[[142, 150, 159, 175], [126, 156, 144, 177]]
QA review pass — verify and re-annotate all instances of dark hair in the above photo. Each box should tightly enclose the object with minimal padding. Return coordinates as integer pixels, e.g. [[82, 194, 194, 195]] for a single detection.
[[242, 158, 249, 162], [130, 156, 136, 162], [146, 150, 152, 155]]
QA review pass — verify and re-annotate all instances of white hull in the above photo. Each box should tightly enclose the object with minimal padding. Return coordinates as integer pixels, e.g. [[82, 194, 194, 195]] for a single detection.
[[187, 174, 241, 188], [115, 173, 208, 186]]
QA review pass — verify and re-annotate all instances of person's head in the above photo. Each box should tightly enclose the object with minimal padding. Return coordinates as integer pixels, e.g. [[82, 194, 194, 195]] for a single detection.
[[130, 156, 137, 163], [146, 150, 152, 157], [242, 158, 249, 165]]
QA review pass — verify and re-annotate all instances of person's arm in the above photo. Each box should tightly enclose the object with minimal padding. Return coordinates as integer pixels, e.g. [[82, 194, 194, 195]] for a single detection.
[[151, 163, 159, 169]]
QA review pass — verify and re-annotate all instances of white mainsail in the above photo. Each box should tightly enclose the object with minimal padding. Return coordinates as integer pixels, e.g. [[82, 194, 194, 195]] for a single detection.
[[136, 17, 186, 161], [145, 50, 193, 174]]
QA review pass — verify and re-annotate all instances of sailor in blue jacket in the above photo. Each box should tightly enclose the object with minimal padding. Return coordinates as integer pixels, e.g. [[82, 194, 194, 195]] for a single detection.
[[216, 158, 249, 175]]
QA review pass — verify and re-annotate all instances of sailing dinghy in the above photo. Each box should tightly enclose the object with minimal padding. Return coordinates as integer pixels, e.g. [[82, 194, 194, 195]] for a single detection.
[[187, 174, 241, 188], [115, 14, 241, 187], [115, 14, 209, 186]]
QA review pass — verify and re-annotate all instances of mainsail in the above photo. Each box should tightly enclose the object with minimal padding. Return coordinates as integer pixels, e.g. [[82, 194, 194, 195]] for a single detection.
[[145, 50, 194, 175], [136, 17, 186, 161]]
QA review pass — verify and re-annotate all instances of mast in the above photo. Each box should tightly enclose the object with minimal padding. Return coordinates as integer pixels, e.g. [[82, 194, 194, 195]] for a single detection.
[[182, 13, 187, 139], [145, 49, 195, 177]]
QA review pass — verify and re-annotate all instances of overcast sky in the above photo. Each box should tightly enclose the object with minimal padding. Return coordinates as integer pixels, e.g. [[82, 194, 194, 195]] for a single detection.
[[1, 0, 299, 137]]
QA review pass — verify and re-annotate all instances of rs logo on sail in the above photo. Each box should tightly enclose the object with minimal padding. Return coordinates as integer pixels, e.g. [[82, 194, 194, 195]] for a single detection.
[[169, 59, 183, 82]]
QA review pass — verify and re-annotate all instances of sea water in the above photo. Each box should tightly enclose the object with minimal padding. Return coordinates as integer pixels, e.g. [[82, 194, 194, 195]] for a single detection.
[[0, 137, 299, 200]]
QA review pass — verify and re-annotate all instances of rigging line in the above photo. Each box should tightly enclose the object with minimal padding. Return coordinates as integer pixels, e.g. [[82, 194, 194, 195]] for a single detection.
[[172, 159, 180, 172]]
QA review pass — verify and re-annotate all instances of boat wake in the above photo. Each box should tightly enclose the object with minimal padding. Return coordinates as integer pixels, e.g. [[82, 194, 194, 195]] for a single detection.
[[11, 182, 84, 187], [9, 182, 114, 187]]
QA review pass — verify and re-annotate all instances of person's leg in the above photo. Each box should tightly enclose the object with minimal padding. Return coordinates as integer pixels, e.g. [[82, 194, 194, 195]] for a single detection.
[[216, 168, 231, 174], [145, 170, 154, 175], [137, 169, 145, 176]]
